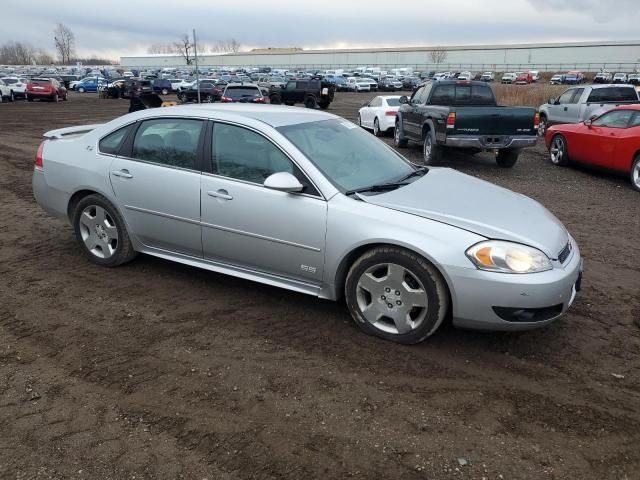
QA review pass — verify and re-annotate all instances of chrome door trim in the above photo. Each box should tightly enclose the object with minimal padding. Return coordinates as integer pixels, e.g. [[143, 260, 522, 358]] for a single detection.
[[201, 171, 323, 201], [201, 221, 321, 252], [124, 205, 200, 226]]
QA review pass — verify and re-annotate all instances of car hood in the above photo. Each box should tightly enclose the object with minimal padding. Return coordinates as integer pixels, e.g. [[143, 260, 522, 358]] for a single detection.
[[361, 168, 568, 257]]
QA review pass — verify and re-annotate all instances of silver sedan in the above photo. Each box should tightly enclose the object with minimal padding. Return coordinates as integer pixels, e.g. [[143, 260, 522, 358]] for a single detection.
[[33, 105, 583, 344]]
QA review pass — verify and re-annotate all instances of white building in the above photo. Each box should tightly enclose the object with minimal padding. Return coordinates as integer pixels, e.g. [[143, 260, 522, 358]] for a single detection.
[[121, 40, 640, 72]]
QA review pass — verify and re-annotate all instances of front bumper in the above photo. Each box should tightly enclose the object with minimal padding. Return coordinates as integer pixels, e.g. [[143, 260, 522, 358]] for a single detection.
[[447, 237, 583, 331], [446, 135, 537, 150]]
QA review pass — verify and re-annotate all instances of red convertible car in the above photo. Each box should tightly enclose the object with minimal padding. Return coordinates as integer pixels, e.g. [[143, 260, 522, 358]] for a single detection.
[[545, 105, 640, 191]]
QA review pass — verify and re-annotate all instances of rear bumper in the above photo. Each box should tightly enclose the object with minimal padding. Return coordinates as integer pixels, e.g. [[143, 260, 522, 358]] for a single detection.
[[27, 91, 55, 98], [448, 237, 583, 332], [32, 169, 69, 220], [446, 135, 537, 150]]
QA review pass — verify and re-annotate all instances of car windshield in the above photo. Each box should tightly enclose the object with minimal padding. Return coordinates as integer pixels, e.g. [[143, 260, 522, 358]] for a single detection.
[[277, 119, 415, 192]]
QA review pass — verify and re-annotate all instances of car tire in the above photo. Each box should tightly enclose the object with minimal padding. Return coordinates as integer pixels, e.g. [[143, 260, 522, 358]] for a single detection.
[[73, 194, 137, 267], [538, 114, 548, 137], [78, 87, 85, 93], [549, 134, 569, 166], [304, 96, 317, 109], [318, 101, 330, 110], [205, 94, 214, 103], [496, 149, 520, 168], [394, 119, 408, 148], [63, 94, 68, 101], [270, 93, 282, 105], [9, 91, 14, 102], [27, 95, 33, 102], [358, 113, 364, 128], [373, 118, 382, 137], [161, 88, 169, 95], [630, 154, 640, 192], [345, 246, 449, 344], [53, 93, 59, 103], [423, 129, 442, 165]]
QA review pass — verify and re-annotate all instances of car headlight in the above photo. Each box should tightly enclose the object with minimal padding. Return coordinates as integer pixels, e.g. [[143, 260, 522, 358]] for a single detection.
[[466, 241, 552, 274]]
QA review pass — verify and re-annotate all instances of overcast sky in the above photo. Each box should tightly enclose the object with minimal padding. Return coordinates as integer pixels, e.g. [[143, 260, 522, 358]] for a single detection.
[[2, 0, 639, 59]]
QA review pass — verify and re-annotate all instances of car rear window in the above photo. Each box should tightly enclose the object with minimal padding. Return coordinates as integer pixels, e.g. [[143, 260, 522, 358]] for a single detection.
[[386, 98, 400, 106], [431, 84, 495, 105], [588, 87, 639, 103], [225, 87, 261, 98], [31, 79, 51, 86]]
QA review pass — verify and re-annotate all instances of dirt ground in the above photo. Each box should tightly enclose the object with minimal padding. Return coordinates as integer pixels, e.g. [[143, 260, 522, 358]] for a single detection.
[[0, 91, 639, 480]]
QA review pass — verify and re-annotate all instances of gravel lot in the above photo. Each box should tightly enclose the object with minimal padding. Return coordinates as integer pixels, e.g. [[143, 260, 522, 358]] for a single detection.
[[0, 91, 639, 480]]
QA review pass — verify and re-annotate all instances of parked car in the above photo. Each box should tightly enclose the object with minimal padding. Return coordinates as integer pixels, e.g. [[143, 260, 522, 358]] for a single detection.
[[613, 73, 628, 84], [538, 84, 640, 135], [358, 95, 401, 136], [344, 78, 371, 92], [594, 71, 613, 84], [26, 78, 68, 102], [564, 71, 585, 85], [529, 71, 540, 83], [457, 71, 473, 81], [379, 78, 403, 92], [32, 105, 583, 344], [220, 83, 265, 103], [480, 72, 495, 82], [394, 80, 538, 167], [501, 73, 516, 84], [151, 79, 172, 95], [549, 74, 565, 85], [73, 77, 106, 93], [269, 79, 334, 109], [0, 79, 15, 102], [403, 77, 422, 89], [361, 78, 378, 91], [628, 74, 640, 86], [514, 72, 532, 85], [257, 76, 286, 91], [177, 80, 223, 103], [3, 77, 29, 98], [545, 105, 640, 191]]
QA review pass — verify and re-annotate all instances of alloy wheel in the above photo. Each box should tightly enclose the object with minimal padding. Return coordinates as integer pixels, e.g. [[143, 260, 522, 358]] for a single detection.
[[78, 205, 119, 259], [550, 136, 565, 164], [374, 118, 380, 136], [355, 263, 429, 335], [632, 159, 640, 189]]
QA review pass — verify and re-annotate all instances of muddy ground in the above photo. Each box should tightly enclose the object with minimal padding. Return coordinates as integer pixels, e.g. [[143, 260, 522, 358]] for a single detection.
[[0, 91, 639, 480]]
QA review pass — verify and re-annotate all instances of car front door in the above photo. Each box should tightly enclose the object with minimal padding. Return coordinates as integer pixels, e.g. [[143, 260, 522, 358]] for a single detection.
[[401, 86, 425, 139], [200, 122, 327, 284], [564, 88, 585, 123], [109, 117, 205, 257], [550, 88, 577, 124], [578, 110, 634, 167]]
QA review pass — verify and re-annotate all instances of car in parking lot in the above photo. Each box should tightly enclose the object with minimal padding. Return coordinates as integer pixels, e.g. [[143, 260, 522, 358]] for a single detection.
[[514, 72, 532, 84], [501, 73, 516, 84], [379, 78, 403, 91], [220, 83, 265, 103], [0, 79, 15, 102], [358, 95, 401, 136], [550, 74, 565, 85], [345, 77, 370, 92], [480, 72, 495, 82], [177, 80, 223, 103], [594, 71, 613, 83], [1, 77, 28, 98], [546, 105, 640, 191], [564, 71, 585, 85], [613, 73, 628, 84], [26, 78, 68, 102], [629, 74, 640, 86], [74, 77, 106, 93], [32, 104, 583, 344], [538, 84, 640, 135]]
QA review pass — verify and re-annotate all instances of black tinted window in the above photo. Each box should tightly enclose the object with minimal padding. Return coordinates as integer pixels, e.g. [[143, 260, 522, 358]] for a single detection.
[[99, 125, 131, 155], [132, 119, 203, 169], [588, 87, 639, 103], [226, 87, 261, 98], [431, 84, 494, 105], [431, 85, 455, 104]]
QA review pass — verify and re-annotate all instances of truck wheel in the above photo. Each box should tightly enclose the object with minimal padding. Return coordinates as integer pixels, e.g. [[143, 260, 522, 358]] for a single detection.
[[270, 93, 282, 105], [394, 119, 408, 148], [423, 129, 442, 165], [304, 96, 317, 109], [318, 101, 330, 110], [496, 149, 520, 168], [538, 114, 548, 137]]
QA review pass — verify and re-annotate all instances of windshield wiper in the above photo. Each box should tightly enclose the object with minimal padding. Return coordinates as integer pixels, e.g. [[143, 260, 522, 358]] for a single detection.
[[397, 166, 429, 182], [345, 182, 409, 196]]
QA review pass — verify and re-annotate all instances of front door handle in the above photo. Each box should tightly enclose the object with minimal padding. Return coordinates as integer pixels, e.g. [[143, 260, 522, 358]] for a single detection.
[[111, 169, 133, 179], [564, 107, 568, 111], [207, 189, 233, 200]]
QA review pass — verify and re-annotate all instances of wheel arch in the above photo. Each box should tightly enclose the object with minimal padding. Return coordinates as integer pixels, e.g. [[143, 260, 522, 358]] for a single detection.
[[421, 119, 435, 139]]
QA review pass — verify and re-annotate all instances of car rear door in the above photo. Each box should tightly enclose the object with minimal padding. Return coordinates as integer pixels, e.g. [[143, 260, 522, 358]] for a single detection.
[[200, 121, 327, 284], [109, 117, 205, 257]]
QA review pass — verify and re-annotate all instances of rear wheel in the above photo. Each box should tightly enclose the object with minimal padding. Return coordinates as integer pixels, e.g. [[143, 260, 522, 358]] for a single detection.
[[53, 93, 59, 103], [9, 91, 15, 102], [394, 119, 408, 148], [78, 87, 85, 93], [73, 194, 137, 267], [345, 247, 449, 344], [538, 114, 548, 137], [205, 94, 214, 103], [630, 154, 640, 192], [549, 134, 568, 166], [496, 149, 519, 168], [318, 100, 330, 110], [304, 96, 317, 109], [423, 129, 442, 165], [373, 118, 382, 137], [27, 95, 33, 102], [270, 93, 281, 105]]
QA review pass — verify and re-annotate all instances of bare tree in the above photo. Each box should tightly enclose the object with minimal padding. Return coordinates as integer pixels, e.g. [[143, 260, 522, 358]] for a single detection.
[[209, 39, 241, 54], [147, 43, 177, 54], [54, 23, 75, 64], [0, 42, 37, 65], [34, 49, 55, 65], [429, 47, 448, 66], [174, 34, 194, 65]]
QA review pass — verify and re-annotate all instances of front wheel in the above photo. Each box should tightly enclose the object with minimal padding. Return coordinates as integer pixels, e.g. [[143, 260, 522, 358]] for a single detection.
[[496, 149, 520, 168], [549, 134, 568, 166], [270, 93, 282, 105], [345, 247, 449, 344], [78, 87, 85, 93], [73, 194, 137, 267], [394, 119, 408, 148], [630, 154, 640, 192]]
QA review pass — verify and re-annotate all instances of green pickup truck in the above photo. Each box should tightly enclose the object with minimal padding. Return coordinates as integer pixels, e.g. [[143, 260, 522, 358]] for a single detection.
[[394, 80, 539, 168]]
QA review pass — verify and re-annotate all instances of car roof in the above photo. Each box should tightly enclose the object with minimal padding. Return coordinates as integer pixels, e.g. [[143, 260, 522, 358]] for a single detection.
[[134, 104, 337, 128]]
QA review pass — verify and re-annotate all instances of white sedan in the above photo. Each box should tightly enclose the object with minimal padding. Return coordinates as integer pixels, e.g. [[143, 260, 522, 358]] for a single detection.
[[358, 95, 401, 136]]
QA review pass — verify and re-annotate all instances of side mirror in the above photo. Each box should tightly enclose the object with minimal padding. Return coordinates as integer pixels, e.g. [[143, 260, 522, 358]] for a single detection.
[[264, 172, 304, 193], [399, 95, 408, 104], [584, 119, 592, 128], [548, 97, 557, 105]]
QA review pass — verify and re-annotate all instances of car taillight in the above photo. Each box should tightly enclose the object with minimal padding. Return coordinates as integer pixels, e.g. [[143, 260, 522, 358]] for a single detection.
[[447, 112, 456, 129], [255, 97, 265, 103], [220, 96, 232, 102], [534, 112, 540, 129], [35, 141, 45, 170], [385, 111, 397, 116]]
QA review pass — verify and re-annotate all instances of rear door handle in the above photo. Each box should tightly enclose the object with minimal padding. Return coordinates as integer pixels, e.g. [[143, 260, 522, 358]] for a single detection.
[[111, 169, 133, 179], [207, 189, 233, 200]]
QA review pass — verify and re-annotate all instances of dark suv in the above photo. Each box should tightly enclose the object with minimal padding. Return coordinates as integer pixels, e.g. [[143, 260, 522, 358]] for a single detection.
[[177, 80, 224, 103], [269, 79, 335, 109]]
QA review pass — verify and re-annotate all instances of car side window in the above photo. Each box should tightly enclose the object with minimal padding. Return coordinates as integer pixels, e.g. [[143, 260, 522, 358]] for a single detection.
[[286, 81, 296, 91], [212, 123, 297, 184], [99, 125, 132, 155], [131, 118, 203, 170], [629, 112, 640, 128], [431, 85, 455, 105], [420, 83, 433, 102], [410, 87, 425, 104], [569, 88, 584, 104], [592, 110, 634, 128], [558, 89, 575, 104]]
